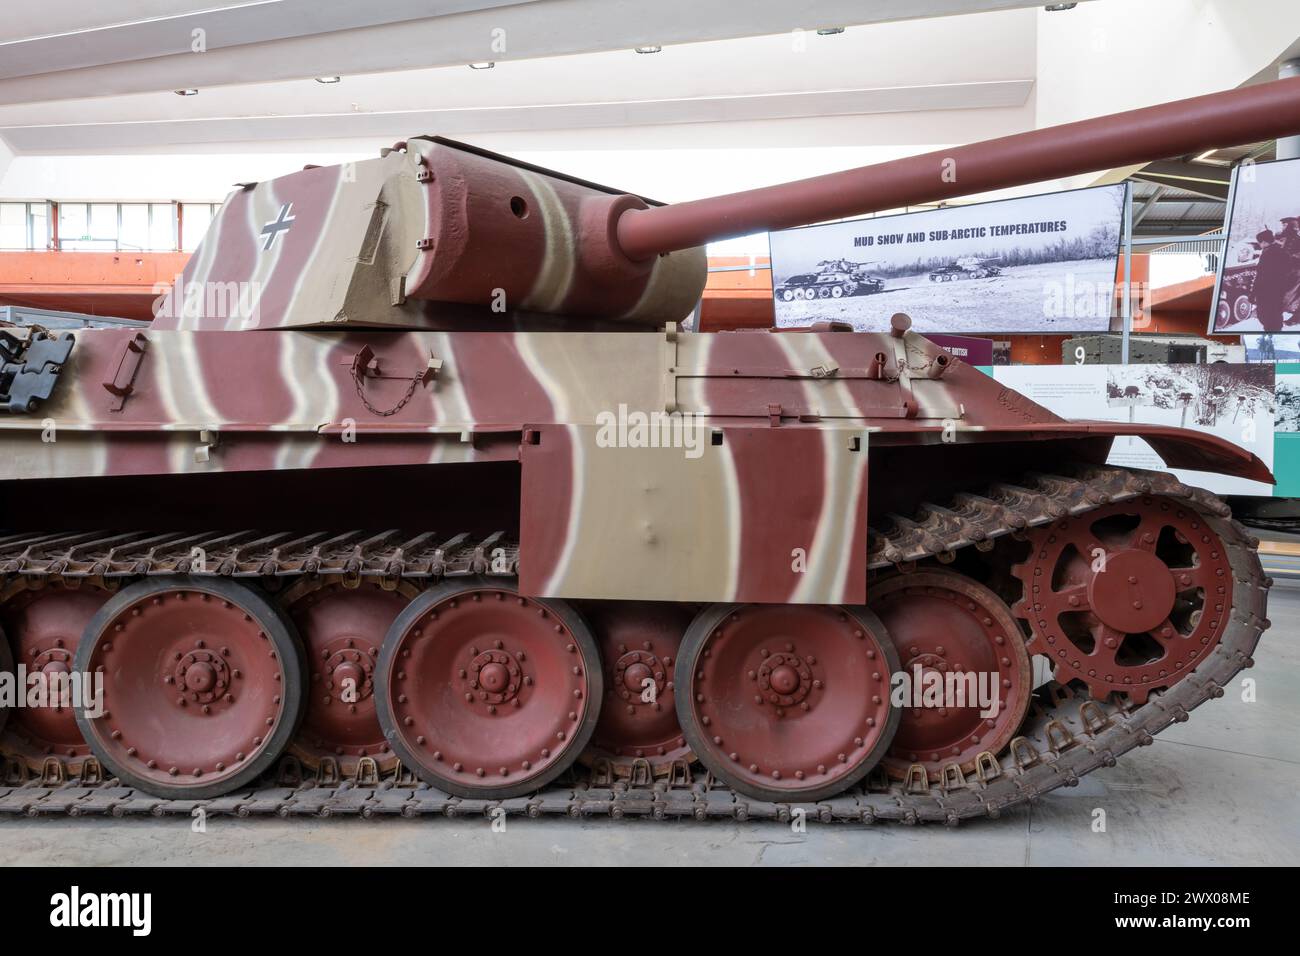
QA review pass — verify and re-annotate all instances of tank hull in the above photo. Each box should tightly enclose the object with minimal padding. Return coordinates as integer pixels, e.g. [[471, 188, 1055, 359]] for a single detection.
[[0, 321, 1272, 805]]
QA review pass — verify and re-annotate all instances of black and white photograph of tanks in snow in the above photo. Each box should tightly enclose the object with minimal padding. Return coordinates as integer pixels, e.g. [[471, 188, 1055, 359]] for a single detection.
[[993, 362, 1275, 497], [1211, 156, 1300, 334], [770, 183, 1126, 334]]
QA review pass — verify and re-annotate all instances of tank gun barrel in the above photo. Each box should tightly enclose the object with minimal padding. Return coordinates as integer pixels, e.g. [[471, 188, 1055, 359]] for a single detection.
[[615, 76, 1300, 259]]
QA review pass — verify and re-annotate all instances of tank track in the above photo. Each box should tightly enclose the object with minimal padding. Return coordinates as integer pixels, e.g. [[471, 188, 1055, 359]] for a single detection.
[[0, 464, 1269, 825]]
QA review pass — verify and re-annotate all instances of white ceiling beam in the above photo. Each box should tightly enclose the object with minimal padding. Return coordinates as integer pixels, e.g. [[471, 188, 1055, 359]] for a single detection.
[[0, 1, 528, 78], [0, 80, 1032, 152], [0, 0, 1071, 104]]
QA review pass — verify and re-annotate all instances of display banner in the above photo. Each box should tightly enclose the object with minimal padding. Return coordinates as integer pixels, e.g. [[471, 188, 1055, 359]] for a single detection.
[[1210, 156, 1300, 334], [993, 363, 1275, 496], [769, 184, 1126, 334], [922, 333, 994, 366]]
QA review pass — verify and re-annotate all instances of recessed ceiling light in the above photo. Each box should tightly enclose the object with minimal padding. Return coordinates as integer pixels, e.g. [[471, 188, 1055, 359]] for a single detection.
[[634, 46, 662, 54], [174, 89, 198, 96], [815, 27, 845, 35], [1195, 149, 1220, 163], [468, 61, 495, 70], [1044, 3, 1078, 10], [315, 75, 341, 84]]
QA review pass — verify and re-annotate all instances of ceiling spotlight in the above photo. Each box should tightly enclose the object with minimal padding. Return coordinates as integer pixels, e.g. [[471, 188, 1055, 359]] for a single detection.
[[468, 61, 495, 70], [815, 27, 845, 36], [315, 75, 341, 84], [1044, 3, 1078, 10], [634, 46, 662, 54], [174, 88, 198, 96]]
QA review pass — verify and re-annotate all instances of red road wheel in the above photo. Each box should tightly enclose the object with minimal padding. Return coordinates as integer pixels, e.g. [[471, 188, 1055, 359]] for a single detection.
[[676, 603, 901, 802], [376, 580, 603, 799], [1013, 496, 1232, 705], [0, 582, 111, 772], [283, 579, 414, 775], [870, 570, 1032, 782], [579, 601, 694, 778], [72, 576, 307, 799]]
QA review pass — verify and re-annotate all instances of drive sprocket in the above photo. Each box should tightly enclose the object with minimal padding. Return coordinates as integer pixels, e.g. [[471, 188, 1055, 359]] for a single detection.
[[1012, 495, 1232, 704]]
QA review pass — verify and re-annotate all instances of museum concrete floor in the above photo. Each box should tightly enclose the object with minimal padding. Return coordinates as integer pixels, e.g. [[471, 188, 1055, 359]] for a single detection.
[[2, 580, 1295, 867]]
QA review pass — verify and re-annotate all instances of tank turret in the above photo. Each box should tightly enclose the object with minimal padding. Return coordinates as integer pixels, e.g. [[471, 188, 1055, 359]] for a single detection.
[[161, 77, 1300, 333]]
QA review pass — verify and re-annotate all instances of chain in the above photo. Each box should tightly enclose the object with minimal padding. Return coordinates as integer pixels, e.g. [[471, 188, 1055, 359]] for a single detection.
[[352, 369, 424, 418]]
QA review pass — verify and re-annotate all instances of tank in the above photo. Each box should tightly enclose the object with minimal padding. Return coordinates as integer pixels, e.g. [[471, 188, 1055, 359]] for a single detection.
[[0, 77, 1296, 820], [929, 257, 1003, 281], [777, 260, 886, 301]]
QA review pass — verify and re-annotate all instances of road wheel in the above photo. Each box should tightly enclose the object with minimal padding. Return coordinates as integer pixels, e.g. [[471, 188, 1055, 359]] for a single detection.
[[676, 603, 900, 802], [74, 576, 307, 799], [1233, 295, 1254, 323], [376, 580, 602, 798]]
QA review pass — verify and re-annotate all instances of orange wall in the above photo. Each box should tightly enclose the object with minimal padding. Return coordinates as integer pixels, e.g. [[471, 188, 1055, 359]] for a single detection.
[[701, 256, 774, 330], [0, 251, 191, 320]]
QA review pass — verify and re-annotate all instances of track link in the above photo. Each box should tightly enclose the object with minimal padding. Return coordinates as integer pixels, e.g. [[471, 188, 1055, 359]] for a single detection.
[[0, 465, 1269, 824]]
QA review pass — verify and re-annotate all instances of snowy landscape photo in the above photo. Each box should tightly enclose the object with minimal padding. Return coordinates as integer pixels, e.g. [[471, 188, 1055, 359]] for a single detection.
[[1276, 376, 1300, 433], [993, 363, 1275, 496], [769, 184, 1126, 334]]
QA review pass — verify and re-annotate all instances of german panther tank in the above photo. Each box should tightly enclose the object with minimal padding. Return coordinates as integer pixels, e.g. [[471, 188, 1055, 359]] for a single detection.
[[0, 78, 1295, 820]]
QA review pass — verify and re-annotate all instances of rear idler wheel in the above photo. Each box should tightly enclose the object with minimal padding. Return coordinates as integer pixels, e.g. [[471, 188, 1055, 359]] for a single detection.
[[869, 570, 1032, 783], [676, 603, 901, 802], [282, 578, 415, 776], [0, 580, 113, 774], [376, 580, 603, 799], [578, 601, 694, 780], [72, 576, 308, 799]]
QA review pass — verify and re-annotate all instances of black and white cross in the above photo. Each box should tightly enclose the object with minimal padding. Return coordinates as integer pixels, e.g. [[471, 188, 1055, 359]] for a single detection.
[[260, 202, 296, 251]]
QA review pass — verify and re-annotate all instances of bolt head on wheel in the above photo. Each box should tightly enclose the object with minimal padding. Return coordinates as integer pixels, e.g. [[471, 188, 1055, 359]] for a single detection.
[[376, 580, 603, 799], [675, 603, 901, 803], [73, 577, 307, 799]]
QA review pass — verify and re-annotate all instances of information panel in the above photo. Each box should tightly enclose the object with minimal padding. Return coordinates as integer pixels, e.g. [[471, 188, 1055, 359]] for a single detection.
[[993, 363, 1275, 497], [770, 184, 1126, 334]]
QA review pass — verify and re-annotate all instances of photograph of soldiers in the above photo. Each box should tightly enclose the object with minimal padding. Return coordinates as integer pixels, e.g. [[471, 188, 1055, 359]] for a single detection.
[[1253, 229, 1291, 332], [1281, 216, 1300, 319], [1212, 156, 1300, 333]]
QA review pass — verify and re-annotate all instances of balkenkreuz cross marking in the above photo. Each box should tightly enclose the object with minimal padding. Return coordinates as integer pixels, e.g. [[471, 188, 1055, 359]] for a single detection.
[[260, 202, 296, 251]]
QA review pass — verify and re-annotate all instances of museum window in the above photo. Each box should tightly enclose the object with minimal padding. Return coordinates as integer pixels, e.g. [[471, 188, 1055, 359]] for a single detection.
[[0, 200, 222, 251], [0, 201, 51, 250]]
